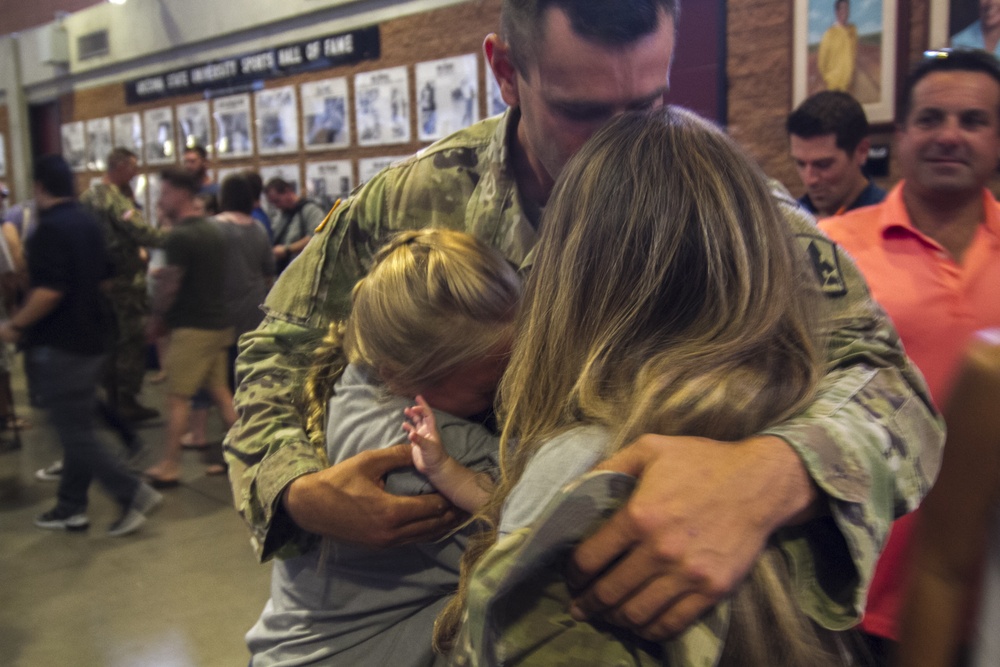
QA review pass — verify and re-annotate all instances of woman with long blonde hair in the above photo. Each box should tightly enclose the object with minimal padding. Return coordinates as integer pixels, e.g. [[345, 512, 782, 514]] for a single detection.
[[435, 107, 854, 665]]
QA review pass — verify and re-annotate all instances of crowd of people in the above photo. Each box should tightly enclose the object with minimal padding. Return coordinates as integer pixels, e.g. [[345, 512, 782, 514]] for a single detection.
[[3, 0, 1000, 664]]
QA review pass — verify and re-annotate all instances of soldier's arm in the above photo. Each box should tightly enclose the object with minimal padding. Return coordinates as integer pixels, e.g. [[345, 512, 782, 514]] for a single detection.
[[224, 176, 461, 561], [117, 203, 166, 248], [568, 199, 944, 639]]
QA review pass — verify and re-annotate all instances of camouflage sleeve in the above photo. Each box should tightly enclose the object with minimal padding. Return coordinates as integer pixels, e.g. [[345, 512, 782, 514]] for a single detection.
[[114, 203, 165, 248], [224, 179, 390, 561], [762, 198, 945, 624]]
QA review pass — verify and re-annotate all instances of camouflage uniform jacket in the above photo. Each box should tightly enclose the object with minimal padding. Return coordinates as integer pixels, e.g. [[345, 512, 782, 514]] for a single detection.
[[80, 182, 165, 294], [225, 109, 944, 627]]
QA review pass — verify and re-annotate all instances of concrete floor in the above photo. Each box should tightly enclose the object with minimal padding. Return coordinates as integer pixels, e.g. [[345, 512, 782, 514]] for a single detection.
[[0, 366, 272, 667]]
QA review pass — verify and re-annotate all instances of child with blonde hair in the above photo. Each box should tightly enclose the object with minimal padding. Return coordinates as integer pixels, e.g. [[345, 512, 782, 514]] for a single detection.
[[246, 228, 518, 667]]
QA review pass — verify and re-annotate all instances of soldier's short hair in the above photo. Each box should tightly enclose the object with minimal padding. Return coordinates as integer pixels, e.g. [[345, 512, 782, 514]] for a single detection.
[[787, 91, 869, 154], [501, 0, 679, 76], [159, 166, 201, 196]]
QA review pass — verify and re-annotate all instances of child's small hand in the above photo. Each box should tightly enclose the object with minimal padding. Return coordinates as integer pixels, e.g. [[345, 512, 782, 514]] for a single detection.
[[403, 395, 447, 475]]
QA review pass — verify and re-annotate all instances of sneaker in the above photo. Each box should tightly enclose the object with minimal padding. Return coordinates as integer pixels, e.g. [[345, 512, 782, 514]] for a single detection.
[[108, 483, 162, 537], [34, 460, 64, 482], [34, 507, 89, 531]]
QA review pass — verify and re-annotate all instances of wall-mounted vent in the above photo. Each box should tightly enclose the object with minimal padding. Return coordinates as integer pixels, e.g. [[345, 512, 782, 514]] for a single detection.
[[78, 30, 109, 61]]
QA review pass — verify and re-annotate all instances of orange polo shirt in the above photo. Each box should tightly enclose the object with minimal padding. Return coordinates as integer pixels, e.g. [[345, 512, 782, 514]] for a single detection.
[[820, 183, 1000, 640]]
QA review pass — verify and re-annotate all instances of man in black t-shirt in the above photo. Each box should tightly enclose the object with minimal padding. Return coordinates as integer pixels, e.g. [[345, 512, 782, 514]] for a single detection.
[[0, 155, 161, 537]]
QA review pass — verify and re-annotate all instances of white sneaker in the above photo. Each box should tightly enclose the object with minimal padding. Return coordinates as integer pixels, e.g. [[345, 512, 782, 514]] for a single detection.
[[108, 483, 162, 537], [34, 460, 63, 482], [34, 507, 89, 531]]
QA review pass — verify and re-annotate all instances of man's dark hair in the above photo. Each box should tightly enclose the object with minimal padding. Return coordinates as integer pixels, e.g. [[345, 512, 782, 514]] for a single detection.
[[244, 170, 264, 200], [787, 91, 869, 153], [264, 177, 296, 194], [33, 154, 75, 198], [899, 48, 1000, 124], [835, 0, 848, 9], [501, 0, 680, 75], [219, 173, 255, 214], [106, 147, 137, 172], [159, 166, 201, 196], [184, 144, 209, 160]]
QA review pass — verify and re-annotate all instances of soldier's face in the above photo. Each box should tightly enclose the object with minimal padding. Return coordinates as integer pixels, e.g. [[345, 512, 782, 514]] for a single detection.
[[491, 7, 674, 198], [898, 71, 1000, 197]]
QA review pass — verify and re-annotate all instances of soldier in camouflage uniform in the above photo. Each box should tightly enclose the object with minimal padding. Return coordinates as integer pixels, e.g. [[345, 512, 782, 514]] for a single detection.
[[225, 0, 942, 647], [81, 148, 165, 421]]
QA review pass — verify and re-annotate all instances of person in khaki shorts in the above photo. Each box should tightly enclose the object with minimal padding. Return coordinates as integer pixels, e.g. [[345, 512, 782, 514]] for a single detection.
[[144, 167, 236, 487]]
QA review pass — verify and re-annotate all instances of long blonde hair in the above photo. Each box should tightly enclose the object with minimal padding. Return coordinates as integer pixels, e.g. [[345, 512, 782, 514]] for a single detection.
[[436, 107, 838, 664], [301, 229, 521, 458]]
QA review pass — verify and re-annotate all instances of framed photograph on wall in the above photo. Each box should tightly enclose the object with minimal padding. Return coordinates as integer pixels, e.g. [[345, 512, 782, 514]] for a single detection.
[[143, 107, 176, 165], [929, 0, 999, 53], [415, 54, 480, 142], [305, 160, 354, 211], [355, 66, 411, 146], [61, 121, 87, 172], [256, 86, 299, 155], [85, 117, 113, 172], [176, 101, 212, 153], [301, 77, 351, 151], [113, 112, 144, 164], [793, 0, 898, 123], [213, 94, 254, 160]]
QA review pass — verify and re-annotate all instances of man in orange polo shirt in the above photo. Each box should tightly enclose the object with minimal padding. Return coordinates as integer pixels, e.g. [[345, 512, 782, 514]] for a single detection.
[[820, 48, 1000, 662]]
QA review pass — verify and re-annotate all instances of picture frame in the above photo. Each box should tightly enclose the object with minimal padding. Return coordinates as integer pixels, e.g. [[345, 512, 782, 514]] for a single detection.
[[85, 117, 113, 172], [793, 0, 898, 123], [355, 66, 411, 146], [143, 107, 177, 166], [113, 112, 144, 165], [301, 77, 351, 151], [212, 94, 254, 160], [305, 160, 354, 211], [415, 54, 480, 142], [176, 101, 213, 153], [61, 121, 87, 172], [255, 86, 300, 156], [929, 0, 998, 53]]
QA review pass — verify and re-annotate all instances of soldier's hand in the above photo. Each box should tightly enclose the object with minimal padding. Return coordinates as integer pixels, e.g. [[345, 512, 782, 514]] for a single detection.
[[566, 434, 818, 640], [283, 443, 462, 548]]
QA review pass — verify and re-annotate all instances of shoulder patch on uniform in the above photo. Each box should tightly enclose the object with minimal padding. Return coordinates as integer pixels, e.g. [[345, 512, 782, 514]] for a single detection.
[[797, 233, 847, 296]]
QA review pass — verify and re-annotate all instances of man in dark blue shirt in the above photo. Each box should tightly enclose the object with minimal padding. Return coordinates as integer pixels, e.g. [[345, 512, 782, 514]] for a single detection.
[[787, 90, 887, 219], [0, 155, 161, 537]]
